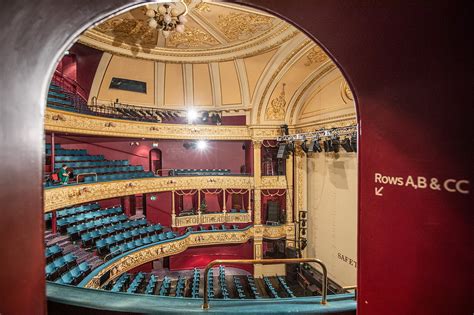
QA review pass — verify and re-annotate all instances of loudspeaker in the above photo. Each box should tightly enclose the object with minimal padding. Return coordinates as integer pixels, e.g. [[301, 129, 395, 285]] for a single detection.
[[277, 143, 288, 159]]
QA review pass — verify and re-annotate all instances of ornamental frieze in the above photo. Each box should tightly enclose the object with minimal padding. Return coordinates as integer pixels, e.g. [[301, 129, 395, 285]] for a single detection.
[[45, 108, 251, 140], [261, 176, 287, 189], [44, 176, 254, 212]]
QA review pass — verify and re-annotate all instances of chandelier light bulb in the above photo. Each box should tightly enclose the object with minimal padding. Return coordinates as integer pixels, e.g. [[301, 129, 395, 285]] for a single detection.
[[178, 15, 187, 23], [176, 24, 185, 33], [163, 14, 172, 24], [170, 8, 179, 17], [146, 9, 155, 18], [158, 5, 166, 15], [148, 19, 158, 28]]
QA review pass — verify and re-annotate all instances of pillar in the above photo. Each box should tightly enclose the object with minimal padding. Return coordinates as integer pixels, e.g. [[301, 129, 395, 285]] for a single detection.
[[171, 190, 176, 227], [285, 151, 294, 224], [252, 140, 262, 224]]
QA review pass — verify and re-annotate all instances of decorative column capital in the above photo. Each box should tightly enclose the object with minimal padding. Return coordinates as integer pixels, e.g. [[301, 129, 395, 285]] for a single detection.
[[252, 140, 262, 149]]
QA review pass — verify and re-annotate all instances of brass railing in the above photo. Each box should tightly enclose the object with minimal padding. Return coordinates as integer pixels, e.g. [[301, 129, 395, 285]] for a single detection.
[[339, 285, 357, 299], [201, 258, 328, 310]]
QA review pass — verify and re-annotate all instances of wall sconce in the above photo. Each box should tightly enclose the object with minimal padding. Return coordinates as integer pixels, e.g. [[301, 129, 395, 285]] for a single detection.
[[130, 142, 140, 146]]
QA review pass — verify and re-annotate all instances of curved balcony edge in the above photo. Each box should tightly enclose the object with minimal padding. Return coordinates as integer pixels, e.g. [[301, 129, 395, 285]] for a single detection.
[[44, 176, 254, 212], [45, 108, 283, 140], [47, 282, 356, 314]]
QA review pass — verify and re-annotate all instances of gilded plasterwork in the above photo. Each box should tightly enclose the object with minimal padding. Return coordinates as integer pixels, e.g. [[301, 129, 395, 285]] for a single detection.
[[44, 176, 254, 212], [84, 228, 254, 288], [216, 13, 273, 41], [304, 47, 328, 66], [340, 80, 354, 104], [44, 108, 251, 140], [261, 176, 287, 189], [167, 27, 219, 48], [265, 83, 287, 120], [95, 18, 157, 47]]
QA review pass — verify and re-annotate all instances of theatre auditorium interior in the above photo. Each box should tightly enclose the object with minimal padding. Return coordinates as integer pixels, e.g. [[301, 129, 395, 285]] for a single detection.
[[0, 1, 472, 315]]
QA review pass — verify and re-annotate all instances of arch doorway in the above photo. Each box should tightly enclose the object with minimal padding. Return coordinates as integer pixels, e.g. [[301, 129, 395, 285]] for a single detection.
[[149, 148, 162, 176]]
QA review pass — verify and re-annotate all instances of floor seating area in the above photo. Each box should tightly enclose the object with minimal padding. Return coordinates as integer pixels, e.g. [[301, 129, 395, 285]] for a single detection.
[[103, 267, 304, 300], [168, 168, 232, 176], [45, 143, 154, 185]]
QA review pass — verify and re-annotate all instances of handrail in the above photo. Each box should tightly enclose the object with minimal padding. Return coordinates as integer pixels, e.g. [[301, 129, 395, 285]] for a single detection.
[[339, 285, 357, 299], [53, 70, 88, 102], [76, 172, 98, 183], [201, 258, 328, 310]]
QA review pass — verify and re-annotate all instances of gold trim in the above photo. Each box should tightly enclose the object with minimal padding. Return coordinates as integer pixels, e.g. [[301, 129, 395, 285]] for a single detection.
[[44, 176, 254, 212], [173, 211, 252, 227], [261, 176, 287, 189]]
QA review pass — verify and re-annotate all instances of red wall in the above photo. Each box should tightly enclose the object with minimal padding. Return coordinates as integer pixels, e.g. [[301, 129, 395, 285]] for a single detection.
[[169, 242, 254, 273], [146, 192, 172, 226], [68, 43, 102, 98], [53, 136, 247, 174]]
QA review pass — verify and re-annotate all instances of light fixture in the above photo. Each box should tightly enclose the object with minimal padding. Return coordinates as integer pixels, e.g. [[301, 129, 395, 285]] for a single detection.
[[187, 108, 198, 123], [146, 1, 188, 38], [152, 142, 159, 148], [196, 140, 208, 150], [341, 138, 353, 152]]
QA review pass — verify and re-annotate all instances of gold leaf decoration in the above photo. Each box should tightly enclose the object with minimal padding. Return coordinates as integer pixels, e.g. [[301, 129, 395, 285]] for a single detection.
[[195, 1, 211, 12], [167, 27, 219, 48], [265, 83, 287, 121], [217, 13, 273, 41], [304, 47, 329, 66], [96, 18, 157, 47]]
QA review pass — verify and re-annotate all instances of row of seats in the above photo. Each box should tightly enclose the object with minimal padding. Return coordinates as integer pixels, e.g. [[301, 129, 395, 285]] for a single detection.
[[66, 214, 128, 238], [111, 273, 130, 292], [107, 230, 177, 258], [57, 206, 123, 230], [80, 219, 151, 246], [207, 269, 215, 298], [263, 277, 280, 298], [47, 85, 76, 112], [277, 276, 295, 298], [175, 276, 186, 297], [45, 244, 63, 263], [191, 268, 200, 298], [228, 208, 248, 213], [127, 272, 145, 293], [76, 165, 144, 175], [95, 220, 156, 249], [55, 160, 129, 169], [169, 169, 232, 177], [219, 266, 230, 299], [192, 224, 241, 232], [84, 171, 154, 183], [246, 275, 261, 299], [233, 276, 246, 299], [54, 262, 92, 285], [145, 275, 158, 295], [46, 149, 88, 156], [56, 155, 105, 162], [45, 253, 77, 281], [56, 203, 100, 219], [158, 276, 171, 296]]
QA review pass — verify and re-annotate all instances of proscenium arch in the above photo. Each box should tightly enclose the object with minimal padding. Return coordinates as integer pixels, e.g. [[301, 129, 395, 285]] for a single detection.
[[0, 1, 360, 314]]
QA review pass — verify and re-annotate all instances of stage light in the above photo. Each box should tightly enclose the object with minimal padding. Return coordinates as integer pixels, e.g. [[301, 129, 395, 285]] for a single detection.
[[350, 134, 357, 152], [301, 140, 309, 153], [201, 111, 209, 122], [187, 108, 198, 123], [280, 124, 289, 136], [341, 138, 353, 152], [196, 140, 208, 150], [332, 137, 340, 153]]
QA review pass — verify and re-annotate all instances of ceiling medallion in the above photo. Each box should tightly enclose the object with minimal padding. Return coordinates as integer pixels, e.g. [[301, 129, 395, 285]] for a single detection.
[[146, 1, 189, 38]]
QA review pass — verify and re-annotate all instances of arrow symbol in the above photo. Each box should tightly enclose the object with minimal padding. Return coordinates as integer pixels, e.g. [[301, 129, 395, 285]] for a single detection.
[[375, 186, 384, 196]]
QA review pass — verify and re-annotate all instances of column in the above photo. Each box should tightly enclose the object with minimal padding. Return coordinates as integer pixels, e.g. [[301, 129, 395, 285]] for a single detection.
[[252, 140, 262, 224], [171, 190, 176, 227], [253, 227, 264, 277], [293, 146, 307, 252], [51, 132, 55, 173], [285, 152, 294, 224], [222, 189, 226, 213]]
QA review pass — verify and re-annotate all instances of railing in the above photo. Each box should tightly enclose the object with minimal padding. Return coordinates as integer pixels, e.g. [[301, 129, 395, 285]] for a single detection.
[[201, 258, 328, 310], [339, 285, 357, 299], [52, 70, 88, 102]]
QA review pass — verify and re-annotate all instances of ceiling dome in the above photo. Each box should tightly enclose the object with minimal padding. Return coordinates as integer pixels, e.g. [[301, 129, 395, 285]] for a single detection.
[[79, 0, 298, 63]]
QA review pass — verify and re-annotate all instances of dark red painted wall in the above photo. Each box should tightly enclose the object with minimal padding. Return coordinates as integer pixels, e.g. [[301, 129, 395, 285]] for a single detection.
[[52, 135, 248, 174], [68, 43, 102, 98], [169, 242, 254, 273]]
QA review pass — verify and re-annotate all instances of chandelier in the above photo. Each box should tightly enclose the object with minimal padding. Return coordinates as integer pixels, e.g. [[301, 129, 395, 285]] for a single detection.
[[146, 1, 189, 38]]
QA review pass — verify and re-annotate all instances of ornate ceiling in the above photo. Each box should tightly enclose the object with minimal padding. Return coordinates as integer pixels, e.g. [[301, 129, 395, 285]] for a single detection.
[[79, 0, 298, 63]]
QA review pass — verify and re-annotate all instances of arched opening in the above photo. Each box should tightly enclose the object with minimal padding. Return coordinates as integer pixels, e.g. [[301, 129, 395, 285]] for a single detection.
[[6, 2, 471, 315], [149, 148, 162, 175]]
